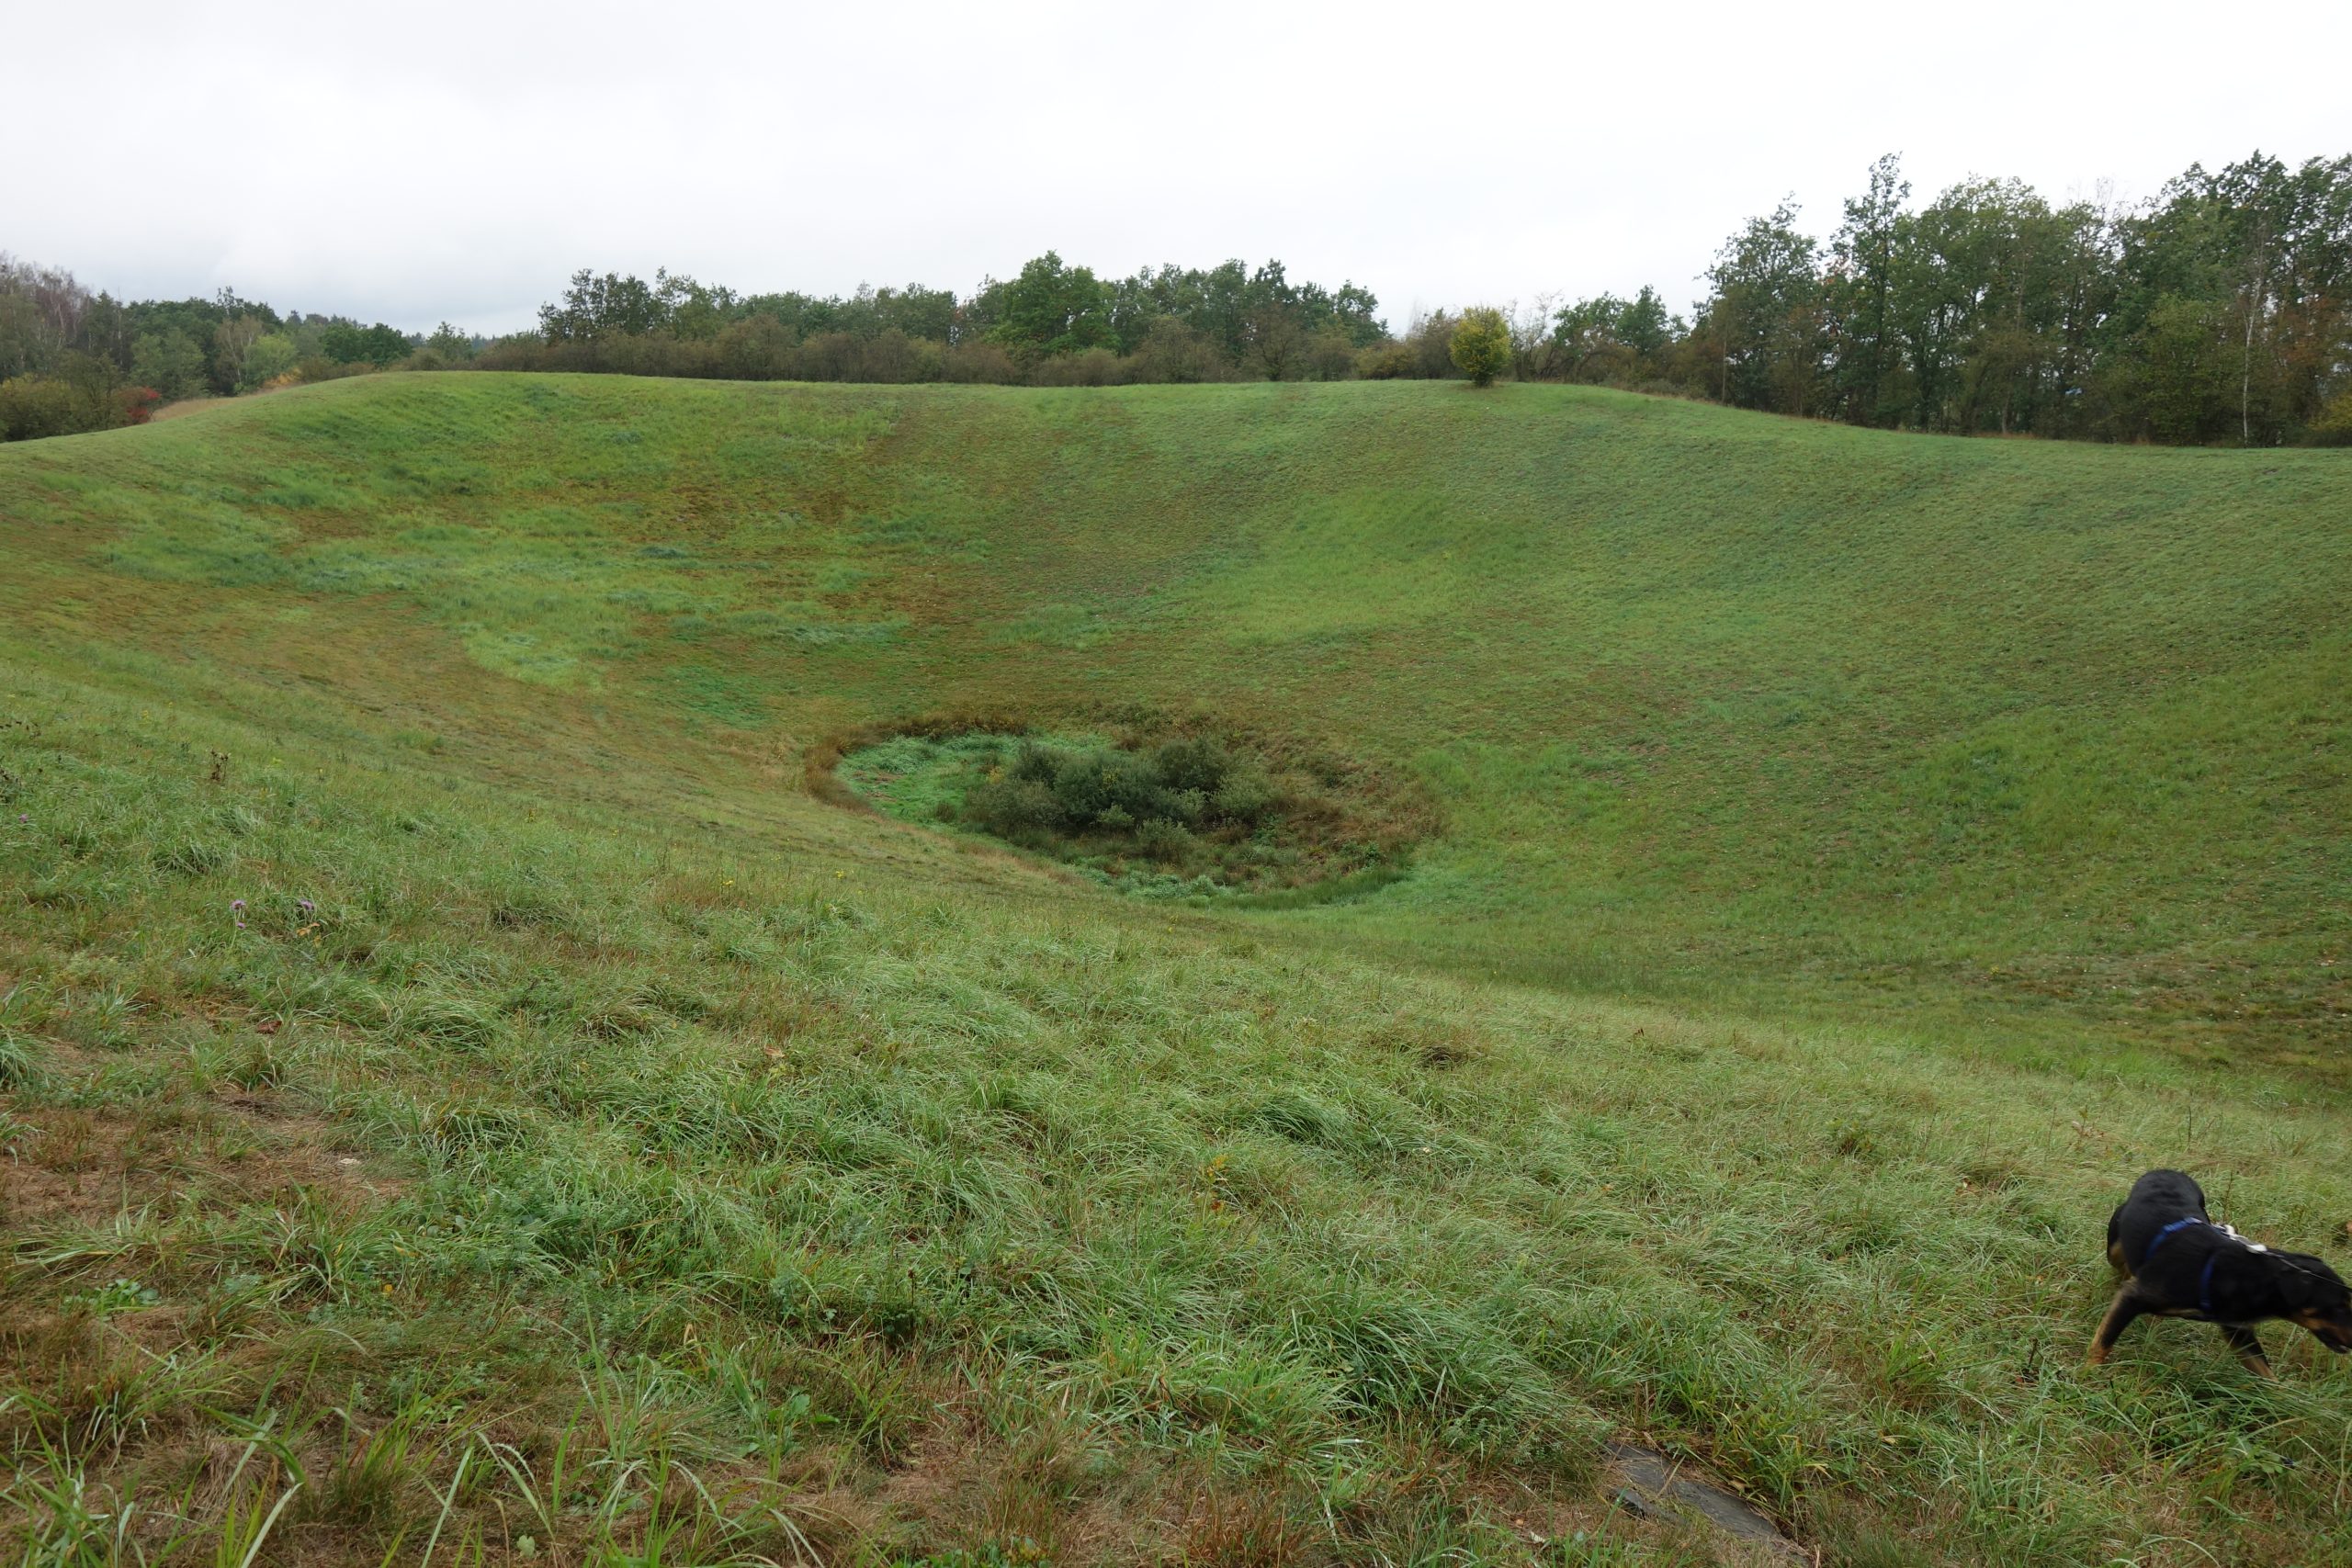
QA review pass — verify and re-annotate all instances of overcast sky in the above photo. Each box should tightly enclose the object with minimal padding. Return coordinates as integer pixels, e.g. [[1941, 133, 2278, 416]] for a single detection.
[[8, 0, 2348, 335]]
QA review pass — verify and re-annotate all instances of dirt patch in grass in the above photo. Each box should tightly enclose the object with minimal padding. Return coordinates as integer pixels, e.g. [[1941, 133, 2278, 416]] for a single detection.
[[3, 1062, 395, 1235]]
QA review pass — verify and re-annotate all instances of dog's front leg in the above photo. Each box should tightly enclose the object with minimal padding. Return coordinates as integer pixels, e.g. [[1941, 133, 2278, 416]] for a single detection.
[[2220, 1325, 2273, 1376], [2087, 1286, 2146, 1365]]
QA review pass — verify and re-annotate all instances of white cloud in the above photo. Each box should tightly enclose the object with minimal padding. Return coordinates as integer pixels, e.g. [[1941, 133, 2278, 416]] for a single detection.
[[7, 0, 2346, 333]]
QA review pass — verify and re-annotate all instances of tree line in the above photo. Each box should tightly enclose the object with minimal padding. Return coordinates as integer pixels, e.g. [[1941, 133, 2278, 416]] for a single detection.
[[6, 147, 2346, 444], [500, 252, 1386, 386], [0, 255, 469, 440], [1689, 152, 2352, 444]]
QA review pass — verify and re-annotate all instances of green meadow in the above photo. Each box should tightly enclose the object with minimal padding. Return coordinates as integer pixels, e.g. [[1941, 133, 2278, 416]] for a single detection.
[[3, 373, 2348, 1566]]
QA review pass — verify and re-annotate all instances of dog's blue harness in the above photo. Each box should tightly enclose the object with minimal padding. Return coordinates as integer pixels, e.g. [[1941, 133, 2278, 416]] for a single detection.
[[2141, 1217, 2206, 1266], [2141, 1216, 2263, 1318]]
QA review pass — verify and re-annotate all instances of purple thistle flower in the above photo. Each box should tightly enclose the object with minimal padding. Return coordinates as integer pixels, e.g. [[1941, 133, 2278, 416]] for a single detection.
[[298, 898, 316, 913], [231, 898, 246, 910]]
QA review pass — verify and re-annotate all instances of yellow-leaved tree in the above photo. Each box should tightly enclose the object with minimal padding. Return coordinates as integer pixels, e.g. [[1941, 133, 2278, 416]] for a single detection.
[[1449, 308, 1510, 388]]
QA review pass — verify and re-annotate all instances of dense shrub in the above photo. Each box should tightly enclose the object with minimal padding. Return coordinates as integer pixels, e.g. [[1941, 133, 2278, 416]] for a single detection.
[[2315, 386, 2352, 445], [1356, 342, 1419, 380], [1130, 319, 1232, 383], [1295, 332, 1351, 380], [1134, 817, 1196, 861], [942, 341, 1022, 384], [1030, 347, 1125, 388], [1407, 310, 1464, 378], [482, 327, 1023, 387], [1451, 309, 1511, 388], [959, 735, 1277, 874], [319, 321, 411, 367], [0, 375, 83, 439], [130, 326, 208, 400], [964, 775, 1062, 834], [836, 723, 1430, 897], [241, 332, 300, 389], [0, 372, 153, 441]]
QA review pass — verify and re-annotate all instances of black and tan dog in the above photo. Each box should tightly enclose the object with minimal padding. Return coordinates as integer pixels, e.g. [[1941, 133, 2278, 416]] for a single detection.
[[2089, 1169, 2352, 1374]]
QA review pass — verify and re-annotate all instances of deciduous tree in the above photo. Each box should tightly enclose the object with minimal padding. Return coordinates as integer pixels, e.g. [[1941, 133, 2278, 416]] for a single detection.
[[1450, 308, 1510, 387]]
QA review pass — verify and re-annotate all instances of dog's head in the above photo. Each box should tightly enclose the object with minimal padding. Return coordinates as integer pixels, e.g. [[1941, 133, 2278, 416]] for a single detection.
[[2273, 1253, 2352, 1352]]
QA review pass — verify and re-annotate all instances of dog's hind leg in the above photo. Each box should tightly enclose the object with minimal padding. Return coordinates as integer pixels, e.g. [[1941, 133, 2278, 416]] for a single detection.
[[2087, 1287, 2146, 1366], [2220, 1325, 2273, 1377]]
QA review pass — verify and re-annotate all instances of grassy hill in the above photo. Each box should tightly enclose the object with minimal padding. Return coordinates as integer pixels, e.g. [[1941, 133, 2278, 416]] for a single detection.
[[3, 374, 2348, 1565]]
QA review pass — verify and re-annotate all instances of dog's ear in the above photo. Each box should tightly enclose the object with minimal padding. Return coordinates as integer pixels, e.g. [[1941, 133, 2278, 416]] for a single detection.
[[2275, 1255, 2352, 1351], [2270, 1253, 2351, 1310]]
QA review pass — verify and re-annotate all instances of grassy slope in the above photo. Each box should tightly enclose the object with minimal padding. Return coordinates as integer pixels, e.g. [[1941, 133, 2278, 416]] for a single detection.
[[2, 374, 2349, 1566]]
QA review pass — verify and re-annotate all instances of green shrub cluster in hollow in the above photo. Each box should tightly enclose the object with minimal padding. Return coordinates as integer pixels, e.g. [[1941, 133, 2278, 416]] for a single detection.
[[834, 726, 1409, 894], [960, 735, 1277, 871]]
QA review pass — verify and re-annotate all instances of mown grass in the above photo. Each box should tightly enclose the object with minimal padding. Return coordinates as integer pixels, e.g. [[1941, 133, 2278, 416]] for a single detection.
[[2, 374, 2349, 1564]]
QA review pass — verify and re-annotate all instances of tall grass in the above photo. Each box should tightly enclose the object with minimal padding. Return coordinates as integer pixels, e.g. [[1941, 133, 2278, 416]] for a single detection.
[[3, 661, 2348, 1562]]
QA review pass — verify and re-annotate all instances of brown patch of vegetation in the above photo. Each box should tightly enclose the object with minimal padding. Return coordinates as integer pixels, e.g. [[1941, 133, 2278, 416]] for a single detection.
[[1178, 1478, 1315, 1568], [4, 1078, 391, 1237]]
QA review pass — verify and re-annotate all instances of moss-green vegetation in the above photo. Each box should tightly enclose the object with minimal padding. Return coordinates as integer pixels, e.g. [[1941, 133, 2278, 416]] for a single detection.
[[840, 729, 1407, 897], [3, 373, 2350, 1564], [840, 730, 1020, 826]]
